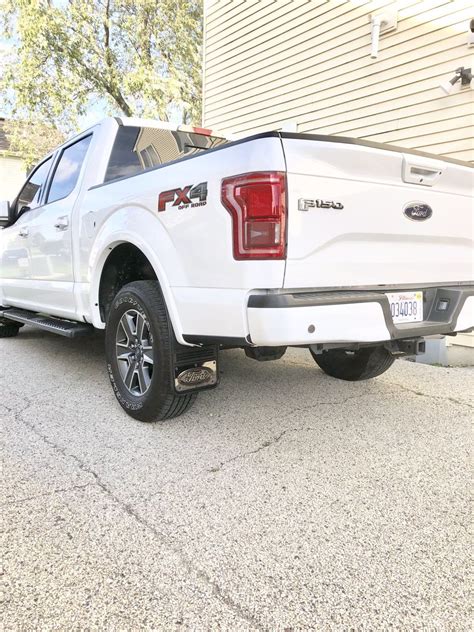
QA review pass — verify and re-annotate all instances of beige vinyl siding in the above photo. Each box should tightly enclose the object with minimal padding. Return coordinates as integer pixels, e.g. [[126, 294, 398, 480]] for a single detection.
[[203, 0, 474, 162], [203, 0, 474, 350]]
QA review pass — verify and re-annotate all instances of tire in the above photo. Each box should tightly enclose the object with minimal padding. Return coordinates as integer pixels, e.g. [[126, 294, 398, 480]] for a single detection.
[[310, 345, 395, 381], [105, 280, 197, 422], [0, 321, 21, 338]]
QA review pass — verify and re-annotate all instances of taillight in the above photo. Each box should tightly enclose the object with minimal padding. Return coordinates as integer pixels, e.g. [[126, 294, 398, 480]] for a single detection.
[[221, 171, 286, 260]]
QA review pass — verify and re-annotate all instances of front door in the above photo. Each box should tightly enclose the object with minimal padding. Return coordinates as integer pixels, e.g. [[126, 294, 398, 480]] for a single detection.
[[1, 156, 53, 309]]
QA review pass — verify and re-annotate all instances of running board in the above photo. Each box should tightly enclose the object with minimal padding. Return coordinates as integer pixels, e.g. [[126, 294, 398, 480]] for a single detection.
[[0, 308, 94, 338]]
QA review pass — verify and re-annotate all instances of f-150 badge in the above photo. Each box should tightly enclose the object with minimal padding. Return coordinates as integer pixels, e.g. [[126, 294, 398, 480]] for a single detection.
[[298, 198, 344, 211], [158, 182, 208, 212]]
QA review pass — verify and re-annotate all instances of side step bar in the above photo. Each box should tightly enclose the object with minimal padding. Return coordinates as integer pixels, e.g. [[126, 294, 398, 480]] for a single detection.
[[0, 308, 94, 338]]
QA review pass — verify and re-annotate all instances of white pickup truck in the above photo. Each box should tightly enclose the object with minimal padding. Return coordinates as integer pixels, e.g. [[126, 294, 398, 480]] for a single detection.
[[1, 117, 473, 421]]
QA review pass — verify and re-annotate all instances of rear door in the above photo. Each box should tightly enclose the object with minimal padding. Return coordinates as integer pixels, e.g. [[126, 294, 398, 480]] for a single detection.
[[282, 136, 473, 289], [25, 134, 92, 317]]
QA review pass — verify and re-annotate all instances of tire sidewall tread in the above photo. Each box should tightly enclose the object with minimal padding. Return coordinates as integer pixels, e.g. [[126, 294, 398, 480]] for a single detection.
[[310, 345, 395, 381], [0, 323, 21, 338], [105, 281, 196, 422]]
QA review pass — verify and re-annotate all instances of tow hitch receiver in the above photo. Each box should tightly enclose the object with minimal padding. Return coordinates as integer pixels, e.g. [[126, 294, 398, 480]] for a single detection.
[[386, 338, 426, 356], [173, 344, 219, 393]]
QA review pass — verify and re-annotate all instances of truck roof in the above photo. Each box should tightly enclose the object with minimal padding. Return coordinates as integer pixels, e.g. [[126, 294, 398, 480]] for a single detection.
[[114, 116, 228, 140]]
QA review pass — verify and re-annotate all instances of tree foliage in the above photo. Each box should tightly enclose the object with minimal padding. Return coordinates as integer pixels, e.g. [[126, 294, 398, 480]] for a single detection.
[[2, 119, 65, 170], [0, 0, 203, 164]]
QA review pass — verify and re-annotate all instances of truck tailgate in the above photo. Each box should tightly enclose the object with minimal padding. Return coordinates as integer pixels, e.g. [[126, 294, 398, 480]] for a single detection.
[[282, 136, 473, 289]]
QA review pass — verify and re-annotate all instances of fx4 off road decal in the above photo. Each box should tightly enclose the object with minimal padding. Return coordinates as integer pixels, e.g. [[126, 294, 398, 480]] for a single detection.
[[158, 182, 208, 212]]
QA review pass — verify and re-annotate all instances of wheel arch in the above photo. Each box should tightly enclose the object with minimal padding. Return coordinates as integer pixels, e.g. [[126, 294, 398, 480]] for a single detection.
[[90, 236, 188, 345], [98, 243, 156, 320]]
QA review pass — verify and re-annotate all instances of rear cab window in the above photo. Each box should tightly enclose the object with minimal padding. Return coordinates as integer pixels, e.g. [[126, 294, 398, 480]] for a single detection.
[[104, 126, 227, 183]]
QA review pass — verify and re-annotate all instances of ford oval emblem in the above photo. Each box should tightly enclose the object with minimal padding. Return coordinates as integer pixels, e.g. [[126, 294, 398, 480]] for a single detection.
[[404, 202, 433, 221], [177, 366, 214, 387]]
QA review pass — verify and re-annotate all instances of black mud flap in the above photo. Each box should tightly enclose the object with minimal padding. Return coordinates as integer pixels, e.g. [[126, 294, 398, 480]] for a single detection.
[[173, 344, 219, 394]]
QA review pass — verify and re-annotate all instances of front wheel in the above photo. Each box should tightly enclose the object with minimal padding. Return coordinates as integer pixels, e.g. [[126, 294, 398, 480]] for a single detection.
[[105, 281, 197, 422], [0, 319, 22, 338], [310, 345, 395, 381]]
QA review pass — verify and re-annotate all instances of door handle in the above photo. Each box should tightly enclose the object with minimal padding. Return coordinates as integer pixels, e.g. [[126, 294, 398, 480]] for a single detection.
[[19, 226, 29, 238], [54, 216, 69, 230]]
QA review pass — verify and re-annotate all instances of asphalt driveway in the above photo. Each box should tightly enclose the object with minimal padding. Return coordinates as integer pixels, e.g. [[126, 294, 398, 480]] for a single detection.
[[1, 329, 472, 630]]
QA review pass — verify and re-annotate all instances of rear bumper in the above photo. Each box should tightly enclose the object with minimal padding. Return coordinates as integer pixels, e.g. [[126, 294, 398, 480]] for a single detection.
[[247, 285, 474, 346]]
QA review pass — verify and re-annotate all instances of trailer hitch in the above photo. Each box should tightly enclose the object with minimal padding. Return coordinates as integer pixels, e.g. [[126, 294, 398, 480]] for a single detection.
[[385, 338, 426, 357]]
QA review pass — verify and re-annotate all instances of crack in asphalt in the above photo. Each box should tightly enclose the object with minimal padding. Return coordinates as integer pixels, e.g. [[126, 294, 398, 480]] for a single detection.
[[3, 372, 472, 630], [1, 483, 93, 507], [203, 381, 470, 475], [203, 394, 370, 475], [143, 392, 374, 497], [207, 425, 314, 473], [383, 380, 474, 410], [7, 396, 265, 631], [78, 382, 473, 505]]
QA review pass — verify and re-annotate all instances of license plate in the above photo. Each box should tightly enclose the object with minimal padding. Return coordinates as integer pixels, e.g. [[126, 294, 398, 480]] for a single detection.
[[385, 291, 423, 324]]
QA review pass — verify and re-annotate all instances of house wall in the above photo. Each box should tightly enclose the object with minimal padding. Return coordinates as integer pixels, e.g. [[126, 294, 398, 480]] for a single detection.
[[0, 155, 25, 201], [203, 0, 473, 164], [203, 0, 473, 356]]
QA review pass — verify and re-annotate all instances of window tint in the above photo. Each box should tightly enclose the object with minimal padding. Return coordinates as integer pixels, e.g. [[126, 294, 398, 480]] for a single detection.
[[47, 135, 92, 203], [105, 126, 227, 182], [16, 157, 53, 215]]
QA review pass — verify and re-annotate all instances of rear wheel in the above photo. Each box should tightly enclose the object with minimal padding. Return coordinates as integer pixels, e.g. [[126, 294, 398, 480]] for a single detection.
[[310, 345, 395, 381], [105, 281, 197, 421], [0, 319, 21, 338]]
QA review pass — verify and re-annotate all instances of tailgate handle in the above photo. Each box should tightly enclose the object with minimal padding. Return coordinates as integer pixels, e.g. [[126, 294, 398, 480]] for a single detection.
[[402, 155, 444, 187]]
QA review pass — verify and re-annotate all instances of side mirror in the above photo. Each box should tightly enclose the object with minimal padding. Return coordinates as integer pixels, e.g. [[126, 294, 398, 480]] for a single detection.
[[0, 200, 10, 228]]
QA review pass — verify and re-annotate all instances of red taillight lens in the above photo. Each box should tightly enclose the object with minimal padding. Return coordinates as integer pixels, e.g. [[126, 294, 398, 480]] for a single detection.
[[221, 171, 286, 260]]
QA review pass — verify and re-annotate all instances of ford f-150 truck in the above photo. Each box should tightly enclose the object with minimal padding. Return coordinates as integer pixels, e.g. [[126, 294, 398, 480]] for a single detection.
[[1, 117, 473, 421]]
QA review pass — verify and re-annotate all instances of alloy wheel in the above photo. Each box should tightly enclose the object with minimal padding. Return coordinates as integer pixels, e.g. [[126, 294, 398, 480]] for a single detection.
[[115, 309, 154, 395]]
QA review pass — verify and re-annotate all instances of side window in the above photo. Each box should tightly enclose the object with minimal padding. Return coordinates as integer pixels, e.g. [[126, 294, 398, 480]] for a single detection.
[[47, 135, 92, 204], [104, 126, 227, 182], [15, 157, 53, 216]]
